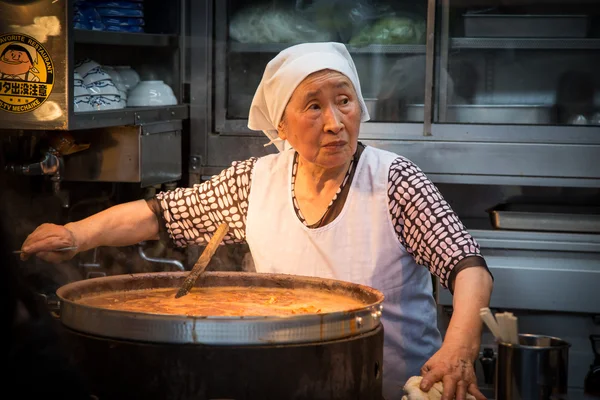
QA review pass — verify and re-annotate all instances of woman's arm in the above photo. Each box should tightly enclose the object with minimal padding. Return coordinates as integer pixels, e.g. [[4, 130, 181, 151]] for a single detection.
[[445, 267, 493, 361], [21, 200, 159, 263], [21, 158, 258, 263], [66, 199, 160, 251], [419, 267, 492, 399], [387, 156, 492, 399]]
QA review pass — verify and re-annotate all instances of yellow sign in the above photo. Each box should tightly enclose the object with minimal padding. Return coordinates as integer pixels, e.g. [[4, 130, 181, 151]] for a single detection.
[[0, 33, 54, 113]]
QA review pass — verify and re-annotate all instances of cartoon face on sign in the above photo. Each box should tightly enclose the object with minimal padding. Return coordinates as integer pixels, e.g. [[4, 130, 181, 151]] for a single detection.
[[0, 44, 40, 82], [0, 33, 54, 113]]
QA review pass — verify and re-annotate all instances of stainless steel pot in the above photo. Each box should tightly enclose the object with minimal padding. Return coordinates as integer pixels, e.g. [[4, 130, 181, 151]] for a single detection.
[[56, 271, 385, 345], [56, 271, 386, 400]]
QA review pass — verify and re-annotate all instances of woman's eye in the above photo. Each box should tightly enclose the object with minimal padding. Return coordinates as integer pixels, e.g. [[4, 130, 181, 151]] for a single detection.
[[340, 98, 350, 105], [308, 104, 320, 110]]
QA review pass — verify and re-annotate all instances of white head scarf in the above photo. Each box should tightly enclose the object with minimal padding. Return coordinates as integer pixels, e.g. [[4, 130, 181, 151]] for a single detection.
[[248, 42, 370, 152]]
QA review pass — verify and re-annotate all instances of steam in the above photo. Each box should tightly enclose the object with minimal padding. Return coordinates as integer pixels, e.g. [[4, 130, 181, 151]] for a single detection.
[[0, 178, 85, 293], [10, 16, 61, 43], [33, 101, 63, 121]]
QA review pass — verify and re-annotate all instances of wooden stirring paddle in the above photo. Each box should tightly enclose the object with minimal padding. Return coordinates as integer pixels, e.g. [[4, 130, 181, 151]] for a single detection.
[[175, 222, 229, 299]]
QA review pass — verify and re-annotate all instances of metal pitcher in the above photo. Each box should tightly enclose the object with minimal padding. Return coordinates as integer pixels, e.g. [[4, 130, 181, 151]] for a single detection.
[[496, 334, 571, 400]]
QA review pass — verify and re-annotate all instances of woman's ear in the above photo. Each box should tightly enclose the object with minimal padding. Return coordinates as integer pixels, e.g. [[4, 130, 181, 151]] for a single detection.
[[277, 119, 287, 140]]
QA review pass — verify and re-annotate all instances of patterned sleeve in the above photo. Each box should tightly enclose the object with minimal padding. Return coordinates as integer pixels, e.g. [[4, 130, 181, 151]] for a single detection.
[[387, 156, 488, 290], [155, 158, 258, 248]]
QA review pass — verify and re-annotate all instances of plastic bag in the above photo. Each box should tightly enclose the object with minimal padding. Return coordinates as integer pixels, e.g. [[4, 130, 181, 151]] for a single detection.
[[296, 0, 396, 43], [349, 16, 426, 45], [229, 4, 335, 44]]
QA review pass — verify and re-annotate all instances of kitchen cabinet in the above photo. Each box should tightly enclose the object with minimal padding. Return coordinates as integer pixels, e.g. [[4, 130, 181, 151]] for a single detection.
[[0, 0, 189, 186], [0, 0, 189, 132], [199, 0, 600, 187], [436, 2, 600, 126], [214, 0, 429, 131]]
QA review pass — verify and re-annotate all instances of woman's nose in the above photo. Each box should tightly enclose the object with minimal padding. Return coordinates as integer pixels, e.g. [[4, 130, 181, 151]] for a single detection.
[[323, 106, 343, 134]]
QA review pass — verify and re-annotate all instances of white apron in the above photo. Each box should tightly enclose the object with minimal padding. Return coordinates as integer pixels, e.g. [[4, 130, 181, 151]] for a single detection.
[[246, 146, 442, 400]]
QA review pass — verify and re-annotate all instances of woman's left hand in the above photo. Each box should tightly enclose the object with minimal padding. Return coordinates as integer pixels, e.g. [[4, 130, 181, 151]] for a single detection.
[[418, 343, 487, 400]]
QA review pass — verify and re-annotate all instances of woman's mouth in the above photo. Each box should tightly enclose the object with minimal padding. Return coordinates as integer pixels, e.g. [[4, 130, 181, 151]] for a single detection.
[[323, 140, 347, 148]]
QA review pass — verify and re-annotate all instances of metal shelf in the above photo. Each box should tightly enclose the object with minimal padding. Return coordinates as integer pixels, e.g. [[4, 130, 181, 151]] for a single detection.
[[229, 42, 426, 54], [69, 104, 189, 130], [451, 37, 600, 50], [74, 29, 179, 47], [470, 227, 600, 253]]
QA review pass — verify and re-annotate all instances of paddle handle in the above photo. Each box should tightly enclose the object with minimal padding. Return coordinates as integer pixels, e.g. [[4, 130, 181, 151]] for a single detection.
[[175, 222, 229, 298]]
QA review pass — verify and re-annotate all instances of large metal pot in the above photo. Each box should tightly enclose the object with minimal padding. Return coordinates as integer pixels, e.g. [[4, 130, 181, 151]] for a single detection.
[[56, 271, 385, 400]]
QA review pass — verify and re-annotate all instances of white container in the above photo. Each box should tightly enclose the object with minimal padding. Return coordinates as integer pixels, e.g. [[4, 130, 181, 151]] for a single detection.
[[115, 82, 127, 94], [74, 95, 94, 112], [74, 73, 90, 96], [127, 80, 177, 107], [104, 66, 125, 88], [74, 85, 90, 96], [83, 67, 113, 86], [74, 72, 84, 85], [90, 94, 125, 111], [74, 59, 100, 77], [115, 66, 140, 91], [86, 79, 120, 96]]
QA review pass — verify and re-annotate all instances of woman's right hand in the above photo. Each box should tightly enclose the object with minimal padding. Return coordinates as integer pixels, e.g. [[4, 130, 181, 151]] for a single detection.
[[20, 223, 79, 263]]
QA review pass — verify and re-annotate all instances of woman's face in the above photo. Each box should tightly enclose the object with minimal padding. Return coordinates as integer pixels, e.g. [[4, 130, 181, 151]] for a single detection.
[[278, 70, 361, 169]]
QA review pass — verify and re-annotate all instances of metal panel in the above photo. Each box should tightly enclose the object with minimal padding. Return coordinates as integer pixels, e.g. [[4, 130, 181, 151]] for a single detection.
[[206, 133, 276, 170], [188, 0, 213, 184], [425, 174, 600, 188], [0, 0, 68, 130], [361, 140, 600, 180], [437, 0, 451, 124], [140, 129, 182, 187], [423, 0, 437, 136], [68, 105, 189, 130], [462, 14, 589, 38], [215, 119, 600, 144], [178, 0, 187, 106], [63, 126, 141, 183], [202, 134, 600, 186], [228, 42, 427, 54], [213, 0, 228, 133], [436, 123, 600, 144], [451, 37, 600, 50], [489, 204, 600, 234], [437, 249, 600, 314], [63, 125, 181, 186], [470, 229, 600, 253]]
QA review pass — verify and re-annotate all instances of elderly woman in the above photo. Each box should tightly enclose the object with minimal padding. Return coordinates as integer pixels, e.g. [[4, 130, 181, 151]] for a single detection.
[[20, 42, 493, 400]]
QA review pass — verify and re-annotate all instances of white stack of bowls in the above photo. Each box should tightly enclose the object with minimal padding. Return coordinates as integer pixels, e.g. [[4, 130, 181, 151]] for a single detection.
[[74, 59, 125, 111], [127, 80, 177, 107], [74, 59, 175, 109], [74, 72, 93, 112], [83, 65, 123, 111]]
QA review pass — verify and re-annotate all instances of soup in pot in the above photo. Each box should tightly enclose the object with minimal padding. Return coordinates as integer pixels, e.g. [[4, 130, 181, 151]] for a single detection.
[[76, 286, 366, 317]]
